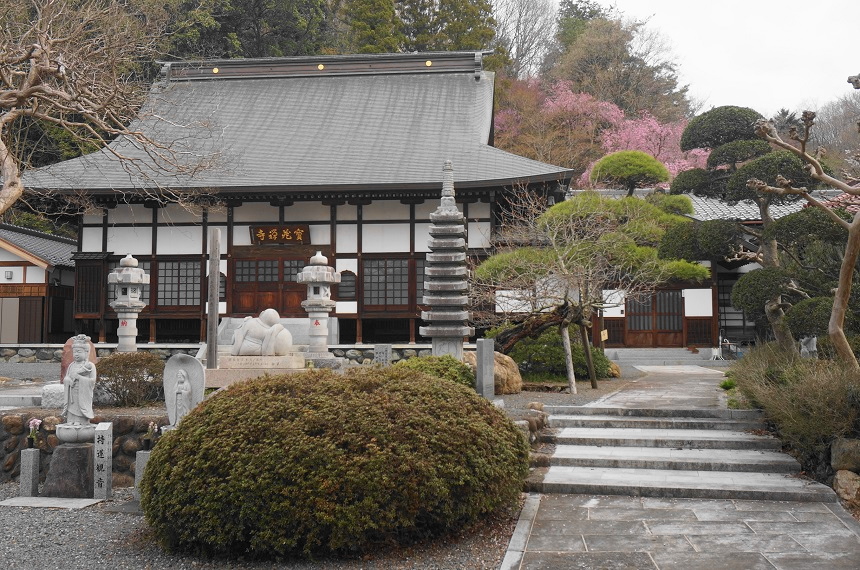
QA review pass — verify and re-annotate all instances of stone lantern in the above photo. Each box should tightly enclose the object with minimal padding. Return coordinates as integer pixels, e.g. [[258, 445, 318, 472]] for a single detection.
[[296, 251, 341, 362], [108, 254, 150, 352]]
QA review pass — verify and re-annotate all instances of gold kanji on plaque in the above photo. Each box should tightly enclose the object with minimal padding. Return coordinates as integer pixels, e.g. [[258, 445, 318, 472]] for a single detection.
[[249, 225, 311, 245]]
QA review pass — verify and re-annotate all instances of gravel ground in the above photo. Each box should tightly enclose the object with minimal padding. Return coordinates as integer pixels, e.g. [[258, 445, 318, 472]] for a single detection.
[[0, 480, 519, 570], [0, 365, 627, 570]]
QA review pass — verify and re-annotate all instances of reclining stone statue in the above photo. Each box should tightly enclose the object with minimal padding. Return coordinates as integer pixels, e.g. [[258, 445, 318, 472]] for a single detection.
[[231, 308, 293, 356]]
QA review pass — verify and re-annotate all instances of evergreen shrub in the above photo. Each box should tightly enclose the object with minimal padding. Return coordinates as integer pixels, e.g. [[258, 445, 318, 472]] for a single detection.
[[96, 352, 164, 406], [488, 326, 611, 379], [140, 367, 529, 559], [393, 354, 474, 388]]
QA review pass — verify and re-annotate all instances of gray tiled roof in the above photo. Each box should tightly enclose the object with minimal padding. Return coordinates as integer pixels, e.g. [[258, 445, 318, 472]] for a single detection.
[[0, 225, 76, 268], [24, 53, 572, 195], [687, 195, 805, 222]]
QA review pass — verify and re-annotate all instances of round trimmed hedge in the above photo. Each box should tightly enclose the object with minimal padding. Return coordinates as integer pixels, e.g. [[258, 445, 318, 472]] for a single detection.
[[140, 367, 529, 559]]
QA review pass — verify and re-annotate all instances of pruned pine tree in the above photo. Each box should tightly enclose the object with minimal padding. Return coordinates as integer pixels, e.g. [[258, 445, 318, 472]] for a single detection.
[[472, 191, 707, 392], [748, 111, 860, 369]]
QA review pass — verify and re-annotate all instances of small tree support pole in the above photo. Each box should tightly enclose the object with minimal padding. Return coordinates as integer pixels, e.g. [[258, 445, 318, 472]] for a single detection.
[[560, 324, 576, 394], [580, 323, 598, 389]]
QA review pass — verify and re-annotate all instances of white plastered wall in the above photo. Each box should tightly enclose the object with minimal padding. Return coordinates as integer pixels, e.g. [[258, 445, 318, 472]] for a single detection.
[[81, 227, 102, 252], [414, 223, 430, 253], [107, 226, 152, 256], [363, 224, 409, 253], [364, 201, 408, 221], [0, 266, 23, 283], [468, 221, 491, 249], [25, 266, 45, 283], [336, 204, 357, 221], [159, 204, 204, 224], [683, 289, 713, 317], [336, 224, 358, 254], [109, 204, 151, 224], [601, 290, 626, 317], [287, 202, 331, 222], [157, 225, 203, 255], [233, 202, 279, 223]]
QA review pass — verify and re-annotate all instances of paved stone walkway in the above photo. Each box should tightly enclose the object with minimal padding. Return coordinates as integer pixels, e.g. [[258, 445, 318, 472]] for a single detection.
[[501, 366, 860, 570]]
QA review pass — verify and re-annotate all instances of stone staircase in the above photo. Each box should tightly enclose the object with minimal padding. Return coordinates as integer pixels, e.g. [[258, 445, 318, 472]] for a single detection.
[[607, 347, 723, 366], [528, 405, 837, 503]]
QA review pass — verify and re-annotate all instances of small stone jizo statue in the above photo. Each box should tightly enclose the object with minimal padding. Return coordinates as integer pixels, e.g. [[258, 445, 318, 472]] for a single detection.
[[62, 334, 97, 425]]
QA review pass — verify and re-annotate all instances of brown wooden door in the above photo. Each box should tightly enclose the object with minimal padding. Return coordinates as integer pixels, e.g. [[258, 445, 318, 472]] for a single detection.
[[18, 297, 44, 343], [231, 256, 308, 317], [624, 291, 683, 347]]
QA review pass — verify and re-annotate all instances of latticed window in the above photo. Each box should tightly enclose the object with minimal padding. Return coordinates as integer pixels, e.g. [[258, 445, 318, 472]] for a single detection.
[[415, 259, 425, 302], [157, 261, 200, 306], [283, 260, 303, 282], [338, 271, 356, 300], [363, 259, 409, 306], [235, 260, 278, 282]]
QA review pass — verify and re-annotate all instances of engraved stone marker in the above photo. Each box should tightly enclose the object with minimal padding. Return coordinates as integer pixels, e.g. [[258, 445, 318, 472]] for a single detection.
[[476, 338, 496, 399], [374, 344, 393, 366], [94, 422, 113, 499]]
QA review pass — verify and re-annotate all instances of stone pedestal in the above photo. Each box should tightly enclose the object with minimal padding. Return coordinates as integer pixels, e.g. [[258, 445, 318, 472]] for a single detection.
[[19, 448, 40, 497], [205, 354, 306, 388], [42, 444, 94, 498], [114, 310, 144, 353]]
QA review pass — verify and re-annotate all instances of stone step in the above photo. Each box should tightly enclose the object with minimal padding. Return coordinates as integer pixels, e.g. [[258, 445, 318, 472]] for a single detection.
[[549, 414, 764, 431], [0, 394, 41, 408], [545, 427, 781, 450], [551, 445, 800, 472], [543, 406, 763, 420], [530, 466, 837, 502]]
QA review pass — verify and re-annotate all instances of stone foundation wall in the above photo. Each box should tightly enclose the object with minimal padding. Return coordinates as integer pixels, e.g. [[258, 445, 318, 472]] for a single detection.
[[333, 347, 432, 365], [1, 344, 439, 364], [0, 345, 201, 363], [0, 411, 168, 486]]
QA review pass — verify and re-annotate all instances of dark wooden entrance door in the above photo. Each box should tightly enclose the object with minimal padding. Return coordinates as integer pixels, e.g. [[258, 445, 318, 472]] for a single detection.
[[625, 291, 683, 347], [231, 249, 316, 317], [18, 297, 44, 343]]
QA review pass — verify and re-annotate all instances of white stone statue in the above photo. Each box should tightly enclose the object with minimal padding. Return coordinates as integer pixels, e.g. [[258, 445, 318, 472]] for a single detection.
[[231, 308, 293, 356], [164, 354, 205, 426], [800, 335, 818, 358], [56, 334, 98, 443], [62, 334, 96, 425]]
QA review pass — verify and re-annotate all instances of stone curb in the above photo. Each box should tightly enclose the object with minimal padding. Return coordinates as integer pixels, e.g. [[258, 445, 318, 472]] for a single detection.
[[499, 492, 541, 570]]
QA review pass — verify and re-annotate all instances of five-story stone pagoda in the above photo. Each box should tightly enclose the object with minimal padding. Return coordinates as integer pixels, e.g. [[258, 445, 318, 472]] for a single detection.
[[419, 161, 474, 359]]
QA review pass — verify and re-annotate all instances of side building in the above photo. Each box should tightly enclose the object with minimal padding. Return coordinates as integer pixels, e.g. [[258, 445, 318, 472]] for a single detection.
[[0, 224, 76, 343], [24, 52, 573, 344]]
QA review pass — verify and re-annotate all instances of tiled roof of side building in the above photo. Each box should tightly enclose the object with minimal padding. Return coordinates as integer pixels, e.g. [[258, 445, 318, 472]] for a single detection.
[[23, 52, 573, 195], [686, 195, 806, 222], [0, 224, 76, 268]]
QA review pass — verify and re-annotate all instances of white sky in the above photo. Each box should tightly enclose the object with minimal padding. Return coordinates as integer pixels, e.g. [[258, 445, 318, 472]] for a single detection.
[[589, 0, 860, 118]]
